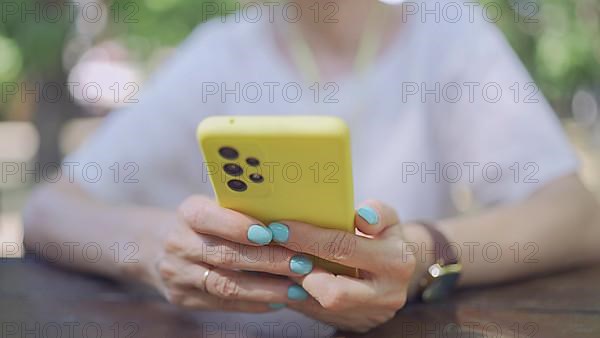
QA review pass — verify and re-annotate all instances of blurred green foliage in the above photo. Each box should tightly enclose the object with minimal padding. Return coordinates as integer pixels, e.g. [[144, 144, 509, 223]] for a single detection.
[[490, 0, 600, 113], [0, 0, 598, 119], [106, 0, 230, 62], [0, 0, 70, 79], [0, 0, 229, 81]]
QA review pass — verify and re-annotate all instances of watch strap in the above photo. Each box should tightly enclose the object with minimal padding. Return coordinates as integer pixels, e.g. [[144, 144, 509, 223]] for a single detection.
[[417, 222, 458, 265]]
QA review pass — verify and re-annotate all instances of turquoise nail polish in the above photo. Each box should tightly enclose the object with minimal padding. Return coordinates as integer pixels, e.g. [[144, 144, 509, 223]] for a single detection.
[[247, 224, 273, 245], [268, 303, 286, 310], [287, 285, 308, 301], [268, 222, 289, 243], [289, 255, 313, 275], [357, 206, 379, 225]]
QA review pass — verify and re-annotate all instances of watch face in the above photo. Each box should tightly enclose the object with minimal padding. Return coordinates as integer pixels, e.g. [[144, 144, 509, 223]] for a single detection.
[[422, 272, 461, 302]]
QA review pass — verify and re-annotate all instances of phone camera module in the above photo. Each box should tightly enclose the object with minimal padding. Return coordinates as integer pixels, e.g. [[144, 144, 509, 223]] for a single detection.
[[249, 173, 264, 183], [246, 157, 260, 167], [219, 147, 239, 160], [227, 179, 247, 192], [223, 163, 243, 176]]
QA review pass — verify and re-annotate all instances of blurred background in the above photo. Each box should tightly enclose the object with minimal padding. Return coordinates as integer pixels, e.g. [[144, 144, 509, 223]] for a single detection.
[[1, 0, 599, 255]]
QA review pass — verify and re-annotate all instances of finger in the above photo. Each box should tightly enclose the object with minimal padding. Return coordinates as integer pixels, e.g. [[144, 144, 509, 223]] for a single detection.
[[200, 237, 314, 277], [171, 232, 314, 277], [287, 299, 389, 332], [205, 268, 300, 304], [159, 256, 295, 303], [178, 195, 273, 246], [354, 200, 400, 236], [298, 267, 377, 311], [162, 259, 210, 289], [272, 220, 382, 270]]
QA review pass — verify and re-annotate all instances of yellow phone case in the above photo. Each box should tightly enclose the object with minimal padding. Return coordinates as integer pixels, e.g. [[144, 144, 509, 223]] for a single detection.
[[197, 116, 356, 276]]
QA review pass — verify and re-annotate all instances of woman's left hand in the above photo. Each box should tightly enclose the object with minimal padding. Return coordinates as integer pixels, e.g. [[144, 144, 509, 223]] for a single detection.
[[275, 200, 417, 332]]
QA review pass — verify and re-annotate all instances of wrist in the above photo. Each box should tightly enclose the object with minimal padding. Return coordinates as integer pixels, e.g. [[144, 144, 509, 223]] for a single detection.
[[402, 223, 435, 300], [407, 221, 463, 302], [121, 209, 175, 288]]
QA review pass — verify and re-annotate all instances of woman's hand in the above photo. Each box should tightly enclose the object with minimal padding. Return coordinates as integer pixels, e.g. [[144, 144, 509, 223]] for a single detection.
[[275, 200, 417, 332], [148, 195, 314, 312], [148, 195, 416, 332]]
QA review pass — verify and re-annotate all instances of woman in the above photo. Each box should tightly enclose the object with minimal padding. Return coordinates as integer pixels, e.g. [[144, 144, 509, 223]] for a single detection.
[[24, 0, 600, 334]]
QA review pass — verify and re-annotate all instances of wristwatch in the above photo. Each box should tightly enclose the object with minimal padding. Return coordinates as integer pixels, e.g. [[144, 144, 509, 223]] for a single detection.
[[417, 222, 462, 302]]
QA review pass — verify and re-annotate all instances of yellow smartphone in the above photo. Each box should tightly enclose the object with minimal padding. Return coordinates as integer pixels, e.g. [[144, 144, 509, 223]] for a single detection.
[[197, 115, 356, 275]]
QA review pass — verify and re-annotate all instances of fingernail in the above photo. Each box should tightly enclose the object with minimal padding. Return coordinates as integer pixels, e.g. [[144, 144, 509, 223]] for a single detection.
[[268, 303, 286, 310], [357, 206, 379, 225], [268, 222, 289, 243], [289, 255, 313, 275], [247, 224, 273, 245], [287, 285, 308, 301]]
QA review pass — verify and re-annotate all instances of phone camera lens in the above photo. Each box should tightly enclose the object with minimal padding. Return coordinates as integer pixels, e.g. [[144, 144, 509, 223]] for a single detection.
[[219, 147, 239, 160], [246, 157, 260, 166], [227, 179, 247, 192], [249, 173, 264, 183], [223, 163, 243, 176]]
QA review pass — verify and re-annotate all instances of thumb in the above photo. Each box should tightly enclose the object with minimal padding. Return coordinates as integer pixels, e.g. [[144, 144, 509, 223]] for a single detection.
[[354, 199, 400, 236]]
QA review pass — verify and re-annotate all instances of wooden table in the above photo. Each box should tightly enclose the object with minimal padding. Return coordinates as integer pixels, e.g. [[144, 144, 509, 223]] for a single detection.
[[1, 257, 599, 337]]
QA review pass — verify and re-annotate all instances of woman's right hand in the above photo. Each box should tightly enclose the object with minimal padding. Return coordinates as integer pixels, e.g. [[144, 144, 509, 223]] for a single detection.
[[148, 195, 311, 312]]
